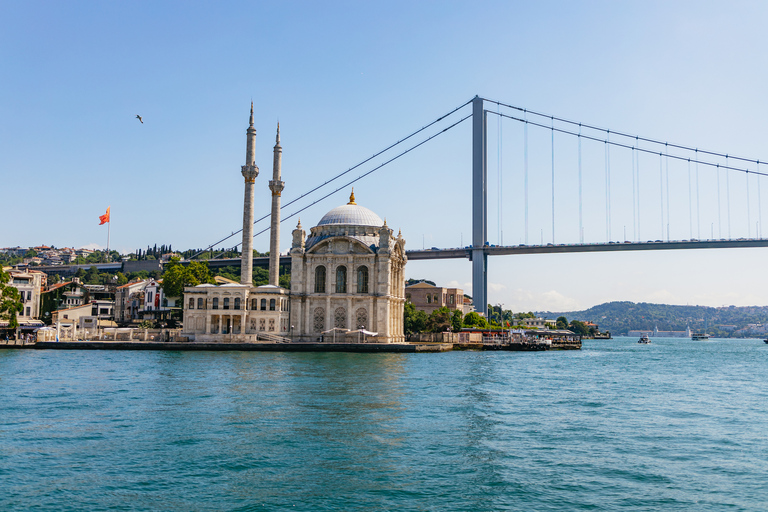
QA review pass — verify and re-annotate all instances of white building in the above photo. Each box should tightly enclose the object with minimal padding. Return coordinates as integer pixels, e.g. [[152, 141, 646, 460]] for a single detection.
[[289, 191, 407, 343], [182, 105, 406, 343]]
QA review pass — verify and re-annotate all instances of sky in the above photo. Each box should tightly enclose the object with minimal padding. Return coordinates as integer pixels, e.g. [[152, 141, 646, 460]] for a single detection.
[[2, 0, 768, 311]]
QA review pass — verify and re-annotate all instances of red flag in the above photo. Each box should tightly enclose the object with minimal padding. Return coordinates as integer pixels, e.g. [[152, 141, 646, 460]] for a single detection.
[[99, 207, 110, 225]]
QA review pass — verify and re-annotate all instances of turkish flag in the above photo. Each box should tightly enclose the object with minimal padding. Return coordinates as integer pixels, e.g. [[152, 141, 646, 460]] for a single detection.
[[99, 207, 110, 225]]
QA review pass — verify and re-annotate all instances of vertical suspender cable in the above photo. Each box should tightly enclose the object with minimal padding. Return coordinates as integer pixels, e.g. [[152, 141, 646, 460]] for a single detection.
[[726, 155, 731, 239], [497, 104, 501, 245], [688, 159, 693, 239], [578, 126, 583, 243], [746, 167, 751, 238], [499, 107, 503, 245], [604, 132, 611, 242], [524, 117, 529, 245], [551, 117, 555, 244], [659, 153, 664, 239], [758, 161, 763, 238], [696, 151, 701, 240], [717, 163, 722, 238], [665, 144, 670, 241], [637, 137, 641, 241], [632, 147, 637, 241]]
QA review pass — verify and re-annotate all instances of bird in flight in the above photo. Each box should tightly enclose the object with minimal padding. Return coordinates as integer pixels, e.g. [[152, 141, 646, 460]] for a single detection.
[[136, 115, 143, 124]]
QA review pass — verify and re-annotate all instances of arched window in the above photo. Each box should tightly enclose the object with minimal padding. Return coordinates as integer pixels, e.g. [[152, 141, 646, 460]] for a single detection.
[[315, 266, 326, 293], [188, 298, 194, 309], [336, 266, 347, 293], [212, 297, 219, 310], [223, 297, 230, 310], [357, 266, 369, 294], [270, 299, 276, 311], [234, 297, 241, 310], [251, 298, 258, 310], [261, 298, 267, 311], [197, 298, 203, 309]]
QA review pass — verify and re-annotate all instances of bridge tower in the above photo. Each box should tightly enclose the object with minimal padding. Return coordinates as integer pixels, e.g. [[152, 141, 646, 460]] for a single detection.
[[472, 96, 488, 315]]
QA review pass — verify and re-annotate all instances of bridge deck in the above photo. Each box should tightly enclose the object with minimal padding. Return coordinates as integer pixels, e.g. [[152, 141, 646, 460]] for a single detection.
[[406, 239, 768, 260]]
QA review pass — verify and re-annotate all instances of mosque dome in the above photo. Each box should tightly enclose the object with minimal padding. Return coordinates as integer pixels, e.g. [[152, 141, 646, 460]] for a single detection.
[[316, 190, 384, 227]]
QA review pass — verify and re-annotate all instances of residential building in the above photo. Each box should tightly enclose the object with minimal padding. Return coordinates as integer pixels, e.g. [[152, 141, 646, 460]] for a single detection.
[[405, 281, 466, 315]]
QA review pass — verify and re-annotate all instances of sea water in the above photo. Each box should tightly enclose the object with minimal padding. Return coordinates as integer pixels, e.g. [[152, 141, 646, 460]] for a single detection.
[[1, 338, 767, 511]]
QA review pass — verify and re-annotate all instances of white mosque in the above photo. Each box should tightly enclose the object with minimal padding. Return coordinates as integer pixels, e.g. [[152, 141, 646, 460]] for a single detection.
[[181, 105, 407, 343]]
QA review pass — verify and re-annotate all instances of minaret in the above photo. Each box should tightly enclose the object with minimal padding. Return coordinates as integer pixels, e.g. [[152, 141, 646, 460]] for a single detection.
[[268, 123, 285, 286], [240, 102, 259, 285]]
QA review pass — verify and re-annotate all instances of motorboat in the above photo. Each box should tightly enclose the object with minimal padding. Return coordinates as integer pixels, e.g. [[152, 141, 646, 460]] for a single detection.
[[638, 334, 651, 344]]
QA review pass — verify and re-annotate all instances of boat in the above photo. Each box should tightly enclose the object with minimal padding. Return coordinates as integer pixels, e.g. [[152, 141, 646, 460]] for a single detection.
[[764, 339, 768, 344], [691, 333, 710, 340], [638, 334, 651, 344]]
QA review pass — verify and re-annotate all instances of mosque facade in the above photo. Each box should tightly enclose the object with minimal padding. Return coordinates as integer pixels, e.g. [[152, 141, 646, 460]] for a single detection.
[[181, 105, 406, 343]]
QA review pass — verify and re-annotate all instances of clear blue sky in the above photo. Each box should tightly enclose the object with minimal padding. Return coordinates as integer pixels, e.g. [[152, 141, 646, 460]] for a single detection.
[[3, 1, 768, 311]]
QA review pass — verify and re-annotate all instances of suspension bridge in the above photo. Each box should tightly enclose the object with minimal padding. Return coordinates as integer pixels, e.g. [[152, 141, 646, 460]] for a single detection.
[[191, 95, 768, 313]]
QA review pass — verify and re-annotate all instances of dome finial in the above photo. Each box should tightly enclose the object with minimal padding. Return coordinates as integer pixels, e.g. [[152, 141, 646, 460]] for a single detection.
[[348, 188, 356, 205]]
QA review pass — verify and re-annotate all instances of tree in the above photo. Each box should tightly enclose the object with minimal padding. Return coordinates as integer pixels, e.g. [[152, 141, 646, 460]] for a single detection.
[[403, 301, 428, 335], [0, 268, 23, 331], [463, 312, 489, 329], [161, 258, 215, 299], [84, 266, 99, 284], [115, 272, 129, 286], [451, 309, 463, 333], [556, 316, 569, 329], [568, 320, 590, 337], [426, 307, 452, 332]]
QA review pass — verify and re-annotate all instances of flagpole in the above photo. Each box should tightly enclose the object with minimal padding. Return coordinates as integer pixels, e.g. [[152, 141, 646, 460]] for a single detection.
[[107, 218, 111, 260]]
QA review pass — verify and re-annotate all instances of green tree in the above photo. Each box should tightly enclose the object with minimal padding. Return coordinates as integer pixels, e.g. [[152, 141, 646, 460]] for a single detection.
[[569, 320, 589, 337], [451, 309, 463, 333], [426, 307, 452, 333], [463, 312, 489, 329], [84, 266, 99, 284], [403, 301, 428, 335], [24, 249, 37, 259], [556, 316, 569, 329], [115, 272, 129, 286], [161, 258, 215, 299], [0, 268, 23, 331]]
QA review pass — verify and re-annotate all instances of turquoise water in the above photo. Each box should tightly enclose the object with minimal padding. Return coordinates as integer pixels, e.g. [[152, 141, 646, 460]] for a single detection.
[[1, 338, 767, 511]]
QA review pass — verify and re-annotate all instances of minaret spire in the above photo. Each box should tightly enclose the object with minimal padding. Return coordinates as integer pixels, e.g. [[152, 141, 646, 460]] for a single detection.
[[268, 122, 285, 286], [241, 104, 260, 285]]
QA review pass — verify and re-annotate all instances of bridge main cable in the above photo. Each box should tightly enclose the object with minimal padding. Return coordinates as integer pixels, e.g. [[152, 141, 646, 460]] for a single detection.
[[191, 99, 474, 259]]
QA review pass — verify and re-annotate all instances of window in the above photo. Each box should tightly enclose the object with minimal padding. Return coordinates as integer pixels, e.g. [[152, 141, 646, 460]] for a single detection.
[[336, 266, 347, 293], [357, 266, 369, 293], [406, 293, 411, 301], [234, 297, 241, 310], [197, 298, 203, 309], [223, 298, 230, 310], [251, 299, 258, 310], [212, 298, 219, 310], [315, 266, 326, 293], [188, 298, 194, 309], [427, 295, 431, 304], [270, 299, 276, 311], [261, 299, 267, 311]]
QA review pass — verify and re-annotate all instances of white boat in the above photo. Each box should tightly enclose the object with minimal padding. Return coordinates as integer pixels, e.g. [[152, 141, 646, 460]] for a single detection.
[[691, 333, 709, 340], [638, 334, 651, 344]]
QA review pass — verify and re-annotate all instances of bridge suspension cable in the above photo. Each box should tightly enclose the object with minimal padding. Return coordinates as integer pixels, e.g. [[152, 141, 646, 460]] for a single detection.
[[190, 100, 473, 259], [484, 97, 768, 167], [208, 113, 472, 253]]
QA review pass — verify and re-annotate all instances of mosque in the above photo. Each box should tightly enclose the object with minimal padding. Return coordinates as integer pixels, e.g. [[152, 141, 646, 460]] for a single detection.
[[181, 105, 407, 343]]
